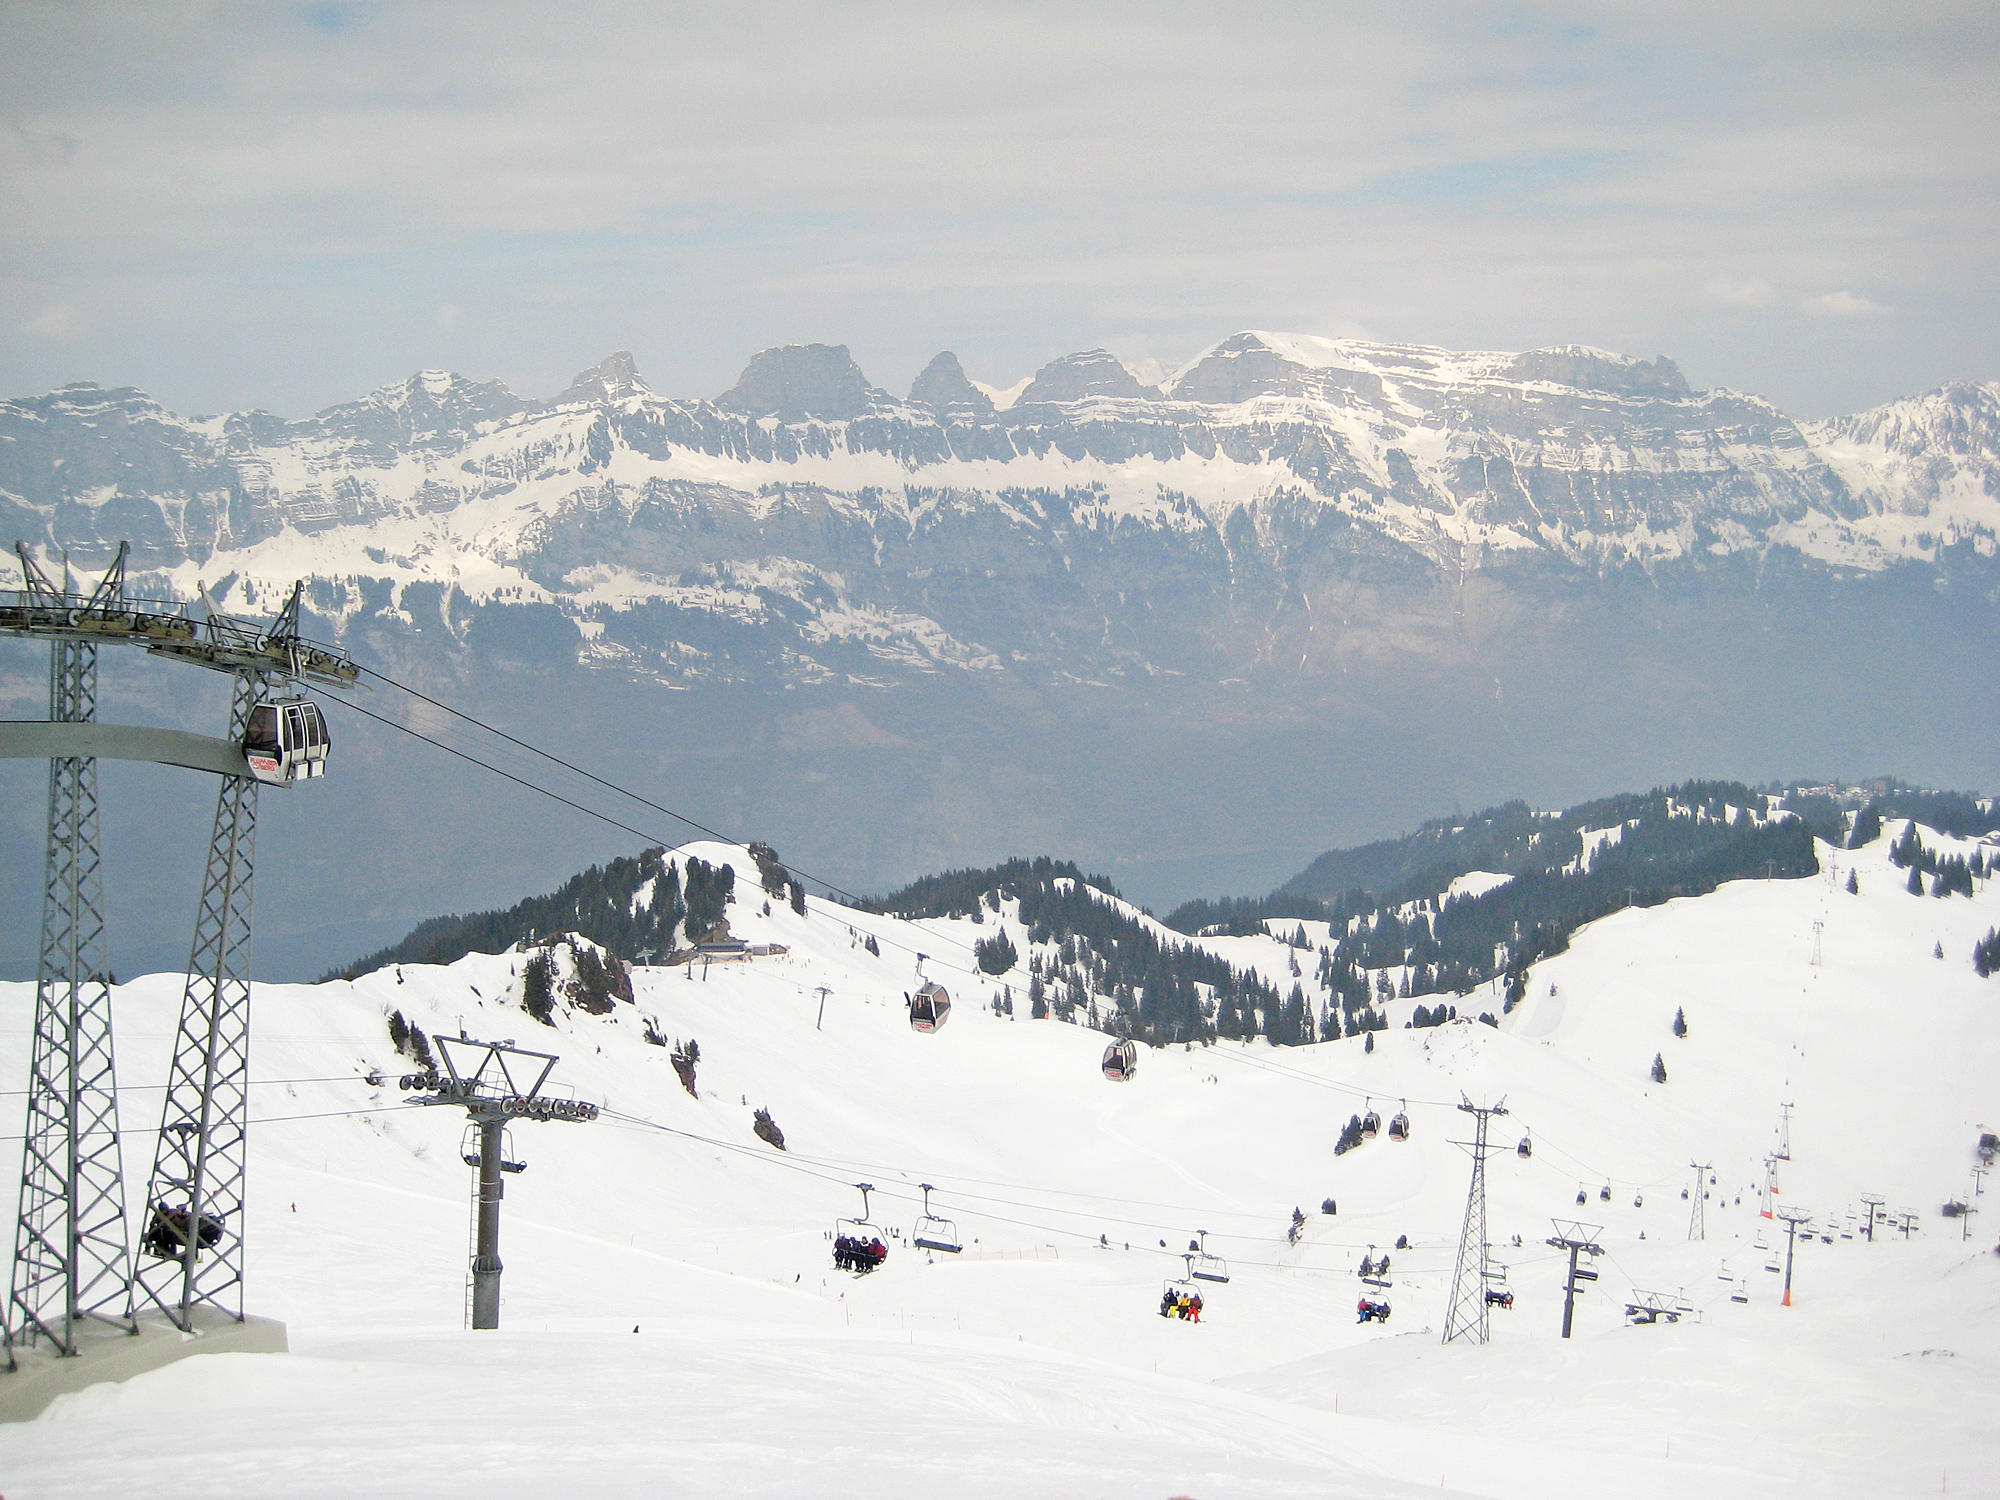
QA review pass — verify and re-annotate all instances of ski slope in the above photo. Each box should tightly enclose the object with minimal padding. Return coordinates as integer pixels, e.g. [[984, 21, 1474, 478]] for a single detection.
[[0, 828, 1996, 1498]]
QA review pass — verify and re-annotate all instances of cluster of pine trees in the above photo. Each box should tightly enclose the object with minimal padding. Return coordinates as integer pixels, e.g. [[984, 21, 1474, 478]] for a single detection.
[[1887, 823, 1987, 897], [335, 846, 698, 977], [1975, 929, 2000, 979]]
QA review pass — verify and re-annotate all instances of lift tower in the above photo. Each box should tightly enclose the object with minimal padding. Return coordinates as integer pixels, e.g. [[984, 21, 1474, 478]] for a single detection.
[[1441, 1094, 1508, 1346], [1, 545, 357, 1355], [4, 549, 135, 1365], [402, 1036, 598, 1328]]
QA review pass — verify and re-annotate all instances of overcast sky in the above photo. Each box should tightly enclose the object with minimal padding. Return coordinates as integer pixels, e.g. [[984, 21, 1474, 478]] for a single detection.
[[3, 1, 1995, 419]]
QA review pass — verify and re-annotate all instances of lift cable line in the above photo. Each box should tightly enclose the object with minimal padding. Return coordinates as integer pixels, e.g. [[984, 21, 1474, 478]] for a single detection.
[[354, 665, 927, 916], [595, 1107, 1453, 1276], [2, 544, 358, 1372], [319, 694, 987, 981], [1441, 1095, 1508, 1346]]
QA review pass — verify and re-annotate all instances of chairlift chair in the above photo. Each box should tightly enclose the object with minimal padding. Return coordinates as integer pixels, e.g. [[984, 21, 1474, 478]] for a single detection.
[[459, 1124, 527, 1175], [1387, 1102, 1410, 1142], [243, 695, 330, 786], [912, 1183, 961, 1254], [1102, 1038, 1137, 1082], [1159, 1257, 1205, 1320], [907, 981, 951, 1033], [1189, 1229, 1230, 1283], [1730, 1280, 1750, 1304], [833, 1183, 889, 1273]]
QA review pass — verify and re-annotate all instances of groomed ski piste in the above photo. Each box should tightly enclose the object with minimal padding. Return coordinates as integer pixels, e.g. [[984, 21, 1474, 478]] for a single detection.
[[1, 824, 1996, 1498]]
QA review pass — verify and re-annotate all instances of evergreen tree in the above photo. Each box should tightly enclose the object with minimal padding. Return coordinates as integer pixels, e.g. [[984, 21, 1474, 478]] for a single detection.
[[387, 1009, 410, 1055], [789, 879, 807, 916], [1288, 1206, 1307, 1246], [974, 928, 1020, 975], [1845, 869, 1858, 895], [1673, 1006, 1687, 1038], [1848, 802, 1883, 849], [1364, 1031, 1374, 1054], [1908, 866, 1925, 896], [1650, 1052, 1668, 1083], [521, 950, 557, 1025], [1975, 928, 2000, 979], [407, 1024, 434, 1070], [1335, 1114, 1365, 1155], [865, 934, 880, 957]]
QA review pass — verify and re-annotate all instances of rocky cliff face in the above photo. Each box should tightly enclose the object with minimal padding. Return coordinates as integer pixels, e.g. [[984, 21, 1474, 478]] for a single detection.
[[0, 330, 1994, 694]]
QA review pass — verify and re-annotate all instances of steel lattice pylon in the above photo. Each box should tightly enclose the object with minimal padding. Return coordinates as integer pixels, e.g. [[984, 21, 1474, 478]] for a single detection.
[[1441, 1095, 1507, 1347], [4, 636, 136, 1365], [134, 674, 263, 1329]]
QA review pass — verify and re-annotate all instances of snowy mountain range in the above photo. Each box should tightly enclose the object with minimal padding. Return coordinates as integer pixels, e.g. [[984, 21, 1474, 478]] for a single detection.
[[4, 333, 1997, 690], [2, 335, 1997, 983]]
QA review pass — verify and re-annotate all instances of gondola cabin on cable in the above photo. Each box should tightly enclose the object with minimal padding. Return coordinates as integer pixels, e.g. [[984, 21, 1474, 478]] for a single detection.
[[1387, 1104, 1410, 1141], [1518, 1134, 1533, 1159], [907, 981, 951, 1033], [1102, 1038, 1137, 1082], [242, 696, 330, 785], [1361, 1104, 1381, 1139]]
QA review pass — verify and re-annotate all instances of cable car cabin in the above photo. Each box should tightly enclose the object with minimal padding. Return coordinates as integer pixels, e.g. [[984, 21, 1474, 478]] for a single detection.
[[1387, 1110, 1410, 1142], [243, 696, 329, 786], [907, 981, 951, 1033], [1361, 1109, 1381, 1139], [1102, 1039, 1137, 1082], [1598, 1184, 1612, 1202], [1518, 1136, 1533, 1159]]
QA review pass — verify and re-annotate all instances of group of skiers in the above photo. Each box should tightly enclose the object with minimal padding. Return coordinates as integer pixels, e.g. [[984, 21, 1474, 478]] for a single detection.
[[1159, 1288, 1204, 1321], [1357, 1252, 1391, 1277], [833, 1233, 888, 1273], [1356, 1297, 1392, 1323]]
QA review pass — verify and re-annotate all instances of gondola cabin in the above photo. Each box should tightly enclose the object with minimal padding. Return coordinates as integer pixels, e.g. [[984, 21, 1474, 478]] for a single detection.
[[908, 981, 950, 1033], [1102, 1038, 1137, 1082], [1361, 1109, 1381, 1139], [1518, 1135, 1533, 1159], [243, 696, 330, 786], [1387, 1109, 1410, 1141]]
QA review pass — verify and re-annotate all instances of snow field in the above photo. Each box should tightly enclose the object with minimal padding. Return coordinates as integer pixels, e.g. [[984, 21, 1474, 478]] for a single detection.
[[0, 830, 1994, 1496]]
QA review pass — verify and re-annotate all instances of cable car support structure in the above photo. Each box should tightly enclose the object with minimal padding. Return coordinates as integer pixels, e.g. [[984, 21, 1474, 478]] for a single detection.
[[0, 543, 356, 1375]]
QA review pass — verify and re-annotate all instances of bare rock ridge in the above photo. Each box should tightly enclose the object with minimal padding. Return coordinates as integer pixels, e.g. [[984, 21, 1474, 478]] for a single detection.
[[0, 328, 1994, 704], [909, 351, 994, 416], [716, 343, 880, 421], [1018, 348, 1160, 405]]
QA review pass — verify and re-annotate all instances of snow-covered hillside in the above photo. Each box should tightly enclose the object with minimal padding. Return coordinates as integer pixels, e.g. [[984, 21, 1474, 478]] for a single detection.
[[0, 827, 1996, 1497]]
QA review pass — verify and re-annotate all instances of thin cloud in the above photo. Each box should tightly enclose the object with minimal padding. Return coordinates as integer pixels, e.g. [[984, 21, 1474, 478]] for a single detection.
[[0, 2, 1991, 418], [1802, 290, 1891, 317]]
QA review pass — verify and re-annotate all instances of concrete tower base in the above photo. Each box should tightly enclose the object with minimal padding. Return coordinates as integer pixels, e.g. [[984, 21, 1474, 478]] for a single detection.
[[0, 1309, 287, 1423]]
